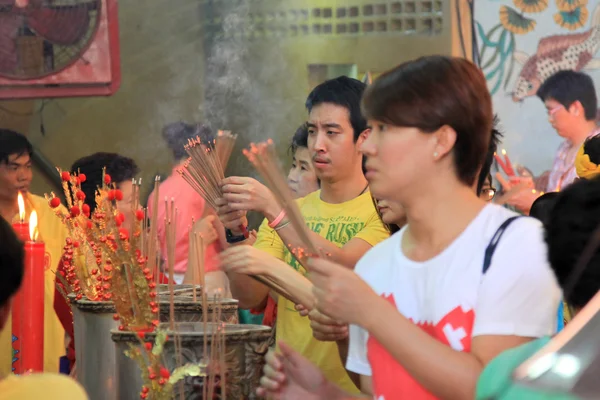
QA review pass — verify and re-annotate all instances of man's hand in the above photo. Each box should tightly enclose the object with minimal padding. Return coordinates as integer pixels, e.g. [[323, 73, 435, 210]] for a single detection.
[[257, 342, 350, 399], [495, 172, 541, 214], [221, 176, 279, 217], [193, 215, 219, 244], [308, 308, 348, 342], [219, 245, 271, 276], [307, 257, 379, 327]]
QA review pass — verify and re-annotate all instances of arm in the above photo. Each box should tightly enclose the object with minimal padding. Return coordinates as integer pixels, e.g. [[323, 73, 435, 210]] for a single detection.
[[221, 177, 388, 268], [220, 245, 316, 309], [314, 220, 560, 400]]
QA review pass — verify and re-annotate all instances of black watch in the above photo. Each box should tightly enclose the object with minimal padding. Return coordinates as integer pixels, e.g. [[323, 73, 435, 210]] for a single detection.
[[226, 229, 247, 244]]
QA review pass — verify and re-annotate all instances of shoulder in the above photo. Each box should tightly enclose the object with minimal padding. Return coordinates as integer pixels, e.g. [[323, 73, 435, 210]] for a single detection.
[[0, 374, 88, 399], [296, 190, 319, 207], [355, 232, 400, 277]]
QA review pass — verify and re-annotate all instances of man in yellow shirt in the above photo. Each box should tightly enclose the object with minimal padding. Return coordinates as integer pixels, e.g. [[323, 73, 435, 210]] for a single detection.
[[217, 76, 390, 393], [0, 211, 86, 398], [0, 129, 67, 375]]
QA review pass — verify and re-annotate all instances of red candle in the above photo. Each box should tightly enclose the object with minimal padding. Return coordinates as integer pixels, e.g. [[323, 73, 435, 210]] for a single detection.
[[12, 210, 45, 374], [12, 192, 28, 241]]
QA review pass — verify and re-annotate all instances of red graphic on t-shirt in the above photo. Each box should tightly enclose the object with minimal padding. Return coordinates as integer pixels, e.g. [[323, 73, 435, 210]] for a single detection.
[[367, 293, 475, 400]]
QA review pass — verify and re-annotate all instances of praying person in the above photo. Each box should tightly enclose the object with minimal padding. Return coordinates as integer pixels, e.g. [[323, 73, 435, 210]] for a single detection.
[[0, 129, 67, 375], [501, 70, 600, 213], [259, 56, 560, 399], [0, 216, 87, 399], [217, 76, 390, 393], [148, 122, 221, 284]]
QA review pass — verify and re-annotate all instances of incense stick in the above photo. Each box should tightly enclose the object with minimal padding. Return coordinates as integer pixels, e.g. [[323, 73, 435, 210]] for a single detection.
[[244, 140, 318, 258], [148, 176, 160, 287], [165, 197, 176, 331]]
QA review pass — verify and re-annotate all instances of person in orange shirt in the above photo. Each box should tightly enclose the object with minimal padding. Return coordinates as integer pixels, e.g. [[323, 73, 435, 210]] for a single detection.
[[148, 122, 222, 287], [0, 215, 87, 399], [0, 129, 67, 375]]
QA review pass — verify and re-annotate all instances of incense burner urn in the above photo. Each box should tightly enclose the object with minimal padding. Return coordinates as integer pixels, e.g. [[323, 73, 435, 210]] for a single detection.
[[111, 323, 272, 400], [71, 289, 238, 400]]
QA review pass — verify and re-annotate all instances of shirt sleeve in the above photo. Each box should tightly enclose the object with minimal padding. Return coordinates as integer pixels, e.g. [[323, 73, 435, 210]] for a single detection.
[[473, 218, 561, 338], [253, 217, 286, 261], [354, 211, 390, 247], [346, 323, 372, 376]]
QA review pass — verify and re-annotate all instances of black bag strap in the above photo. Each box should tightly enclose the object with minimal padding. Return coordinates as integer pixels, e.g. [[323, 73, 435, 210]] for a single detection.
[[482, 216, 523, 274]]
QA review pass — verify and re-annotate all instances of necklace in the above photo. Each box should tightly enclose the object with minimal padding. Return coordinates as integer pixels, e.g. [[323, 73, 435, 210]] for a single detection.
[[358, 183, 369, 196]]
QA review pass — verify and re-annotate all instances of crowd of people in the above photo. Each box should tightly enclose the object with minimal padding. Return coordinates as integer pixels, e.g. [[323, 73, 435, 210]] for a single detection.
[[1, 55, 600, 399]]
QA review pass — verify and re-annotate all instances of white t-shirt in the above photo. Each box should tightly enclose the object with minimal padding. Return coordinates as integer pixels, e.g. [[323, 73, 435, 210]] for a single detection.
[[346, 204, 561, 400]]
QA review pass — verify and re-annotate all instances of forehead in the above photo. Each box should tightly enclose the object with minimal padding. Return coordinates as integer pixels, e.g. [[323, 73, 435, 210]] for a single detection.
[[544, 98, 562, 109], [5, 153, 31, 165], [293, 147, 311, 161], [308, 103, 351, 126]]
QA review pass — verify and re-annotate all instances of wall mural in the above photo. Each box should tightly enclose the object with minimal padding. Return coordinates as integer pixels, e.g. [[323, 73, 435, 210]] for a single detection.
[[475, 0, 600, 174]]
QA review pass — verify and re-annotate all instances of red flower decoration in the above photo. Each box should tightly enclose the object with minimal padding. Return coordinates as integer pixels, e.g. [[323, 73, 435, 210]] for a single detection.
[[76, 190, 86, 201], [70, 206, 81, 217], [104, 174, 112, 185], [49, 197, 61, 208], [114, 189, 123, 201], [136, 210, 145, 221], [78, 173, 87, 183], [61, 171, 71, 182]]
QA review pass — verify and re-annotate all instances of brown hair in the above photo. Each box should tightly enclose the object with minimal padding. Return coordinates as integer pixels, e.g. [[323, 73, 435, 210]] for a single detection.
[[362, 56, 493, 186]]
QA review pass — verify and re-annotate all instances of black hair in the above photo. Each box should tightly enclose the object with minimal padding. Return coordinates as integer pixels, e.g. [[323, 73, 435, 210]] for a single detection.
[[71, 153, 140, 214], [162, 122, 214, 161], [530, 192, 560, 227], [362, 56, 493, 186], [537, 70, 598, 121], [546, 177, 600, 309], [288, 123, 309, 155], [305, 76, 368, 142], [584, 134, 600, 165], [0, 216, 24, 307], [476, 115, 504, 195], [0, 129, 33, 165]]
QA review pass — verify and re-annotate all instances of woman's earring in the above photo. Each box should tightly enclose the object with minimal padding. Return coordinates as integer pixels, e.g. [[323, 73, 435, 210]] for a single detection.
[[433, 152, 439, 158]]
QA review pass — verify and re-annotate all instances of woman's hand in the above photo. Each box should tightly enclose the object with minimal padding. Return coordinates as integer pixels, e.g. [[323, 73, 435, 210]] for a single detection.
[[307, 257, 380, 327], [221, 177, 280, 219], [219, 245, 273, 276], [257, 342, 346, 399], [193, 215, 219, 244]]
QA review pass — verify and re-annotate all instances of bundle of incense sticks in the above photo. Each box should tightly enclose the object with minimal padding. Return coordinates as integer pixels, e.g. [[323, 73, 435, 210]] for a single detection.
[[243, 140, 318, 257], [215, 130, 237, 170], [179, 134, 249, 238], [147, 176, 161, 286]]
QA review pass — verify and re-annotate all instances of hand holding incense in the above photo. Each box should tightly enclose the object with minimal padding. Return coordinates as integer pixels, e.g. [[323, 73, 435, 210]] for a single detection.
[[243, 140, 318, 259], [494, 149, 516, 177], [178, 133, 249, 238]]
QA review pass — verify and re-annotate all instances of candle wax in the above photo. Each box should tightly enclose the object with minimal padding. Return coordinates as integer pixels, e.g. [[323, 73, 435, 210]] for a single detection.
[[12, 222, 29, 242]]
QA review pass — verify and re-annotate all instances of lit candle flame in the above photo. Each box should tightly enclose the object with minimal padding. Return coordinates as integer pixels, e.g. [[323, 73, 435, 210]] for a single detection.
[[29, 210, 38, 242], [501, 149, 507, 156], [17, 192, 25, 222]]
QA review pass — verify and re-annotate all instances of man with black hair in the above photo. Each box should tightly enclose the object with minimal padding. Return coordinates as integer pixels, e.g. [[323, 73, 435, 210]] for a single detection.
[[71, 152, 140, 215], [54, 152, 142, 372], [0, 217, 87, 399], [217, 76, 389, 393], [502, 70, 599, 213], [0, 129, 67, 375]]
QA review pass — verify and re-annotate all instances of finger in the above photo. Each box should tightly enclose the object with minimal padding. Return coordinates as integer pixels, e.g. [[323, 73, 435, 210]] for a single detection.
[[215, 197, 227, 207], [222, 176, 251, 186], [264, 348, 283, 371], [313, 331, 348, 342], [310, 319, 348, 334], [259, 375, 283, 392]]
